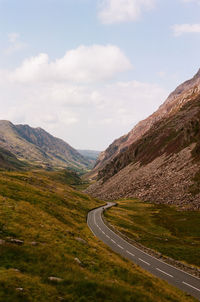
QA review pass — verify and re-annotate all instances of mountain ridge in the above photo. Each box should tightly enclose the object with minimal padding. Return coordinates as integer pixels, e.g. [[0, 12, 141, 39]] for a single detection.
[[86, 70, 200, 210], [91, 69, 200, 179], [0, 121, 90, 170]]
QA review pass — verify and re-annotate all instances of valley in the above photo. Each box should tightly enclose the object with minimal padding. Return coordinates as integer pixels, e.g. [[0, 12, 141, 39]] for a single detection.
[[1, 1, 200, 301], [0, 169, 195, 302], [0, 71, 199, 301]]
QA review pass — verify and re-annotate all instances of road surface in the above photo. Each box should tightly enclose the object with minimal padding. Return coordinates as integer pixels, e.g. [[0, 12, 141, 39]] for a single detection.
[[87, 203, 200, 300]]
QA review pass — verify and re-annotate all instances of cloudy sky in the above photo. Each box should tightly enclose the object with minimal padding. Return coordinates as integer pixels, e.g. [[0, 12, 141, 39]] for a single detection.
[[0, 0, 199, 150]]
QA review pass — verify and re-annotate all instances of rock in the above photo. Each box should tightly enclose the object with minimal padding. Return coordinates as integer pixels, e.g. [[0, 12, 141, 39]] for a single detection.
[[16, 288, 23, 291], [48, 276, 63, 282], [75, 237, 87, 245], [10, 239, 24, 245], [74, 257, 82, 266], [11, 268, 20, 272]]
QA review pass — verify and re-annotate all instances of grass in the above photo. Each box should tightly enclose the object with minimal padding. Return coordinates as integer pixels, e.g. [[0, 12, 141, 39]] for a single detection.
[[105, 199, 200, 268], [0, 171, 198, 301]]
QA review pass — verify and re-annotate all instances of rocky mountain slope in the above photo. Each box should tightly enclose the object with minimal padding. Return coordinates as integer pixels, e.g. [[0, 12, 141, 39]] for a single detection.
[[0, 147, 26, 170], [87, 70, 200, 210], [90, 69, 200, 179], [0, 121, 90, 170]]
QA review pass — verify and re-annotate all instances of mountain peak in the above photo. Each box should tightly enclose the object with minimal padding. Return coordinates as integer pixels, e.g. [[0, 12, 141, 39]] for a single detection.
[[193, 68, 200, 79]]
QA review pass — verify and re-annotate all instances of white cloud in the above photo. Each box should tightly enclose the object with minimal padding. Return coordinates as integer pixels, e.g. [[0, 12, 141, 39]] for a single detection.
[[172, 23, 200, 36], [0, 45, 168, 149], [98, 0, 155, 24], [0, 77, 168, 149], [5, 32, 27, 55], [8, 45, 132, 84]]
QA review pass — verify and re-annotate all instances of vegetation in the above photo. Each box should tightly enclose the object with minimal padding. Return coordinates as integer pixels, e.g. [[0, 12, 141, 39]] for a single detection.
[[0, 170, 196, 301], [105, 199, 200, 267]]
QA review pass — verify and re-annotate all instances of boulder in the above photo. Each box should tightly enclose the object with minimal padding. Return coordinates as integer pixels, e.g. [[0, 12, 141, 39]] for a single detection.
[[48, 276, 63, 283], [75, 237, 87, 245], [10, 239, 24, 245]]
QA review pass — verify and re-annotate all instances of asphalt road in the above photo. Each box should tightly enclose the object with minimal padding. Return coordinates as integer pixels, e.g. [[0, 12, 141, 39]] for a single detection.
[[87, 203, 200, 300]]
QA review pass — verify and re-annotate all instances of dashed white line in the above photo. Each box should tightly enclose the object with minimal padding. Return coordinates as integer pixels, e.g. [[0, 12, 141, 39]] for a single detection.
[[117, 244, 124, 250], [106, 235, 110, 239], [182, 282, 200, 292], [126, 250, 135, 257], [156, 268, 173, 278], [139, 258, 150, 266], [111, 239, 116, 244]]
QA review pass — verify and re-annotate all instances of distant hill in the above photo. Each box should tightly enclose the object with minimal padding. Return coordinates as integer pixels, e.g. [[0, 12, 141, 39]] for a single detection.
[[87, 69, 200, 210], [78, 150, 101, 167], [0, 121, 90, 170], [0, 147, 26, 170]]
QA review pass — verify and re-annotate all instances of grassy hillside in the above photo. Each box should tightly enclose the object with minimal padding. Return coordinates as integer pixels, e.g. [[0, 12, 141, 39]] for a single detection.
[[0, 170, 196, 302], [105, 199, 200, 268]]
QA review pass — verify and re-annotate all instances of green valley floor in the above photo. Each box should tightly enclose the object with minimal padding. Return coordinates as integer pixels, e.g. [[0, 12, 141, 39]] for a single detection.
[[0, 170, 198, 301]]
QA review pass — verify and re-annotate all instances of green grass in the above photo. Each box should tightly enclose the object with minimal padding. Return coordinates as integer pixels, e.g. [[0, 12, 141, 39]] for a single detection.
[[105, 199, 200, 268], [0, 171, 197, 301]]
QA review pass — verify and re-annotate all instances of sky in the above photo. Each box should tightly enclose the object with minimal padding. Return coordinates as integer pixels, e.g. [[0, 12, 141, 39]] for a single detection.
[[0, 0, 200, 150]]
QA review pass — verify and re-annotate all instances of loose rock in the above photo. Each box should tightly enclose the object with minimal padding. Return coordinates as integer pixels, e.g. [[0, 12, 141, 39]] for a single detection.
[[48, 276, 63, 282], [10, 239, 24, 245], [75, 237, 87, 245], [74, 257, 82, 266]]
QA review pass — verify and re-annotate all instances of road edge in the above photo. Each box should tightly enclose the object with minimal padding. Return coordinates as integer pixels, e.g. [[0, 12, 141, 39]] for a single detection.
[[100, 204, 200, 279]]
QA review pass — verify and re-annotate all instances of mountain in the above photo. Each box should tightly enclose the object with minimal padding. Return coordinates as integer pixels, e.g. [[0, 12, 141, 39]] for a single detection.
[[0, 146, 26, 170], [0, 121, 90, 170], [86, 69, 200, 210], [78, 149, 101, 167], [90, 69, 200, 179]]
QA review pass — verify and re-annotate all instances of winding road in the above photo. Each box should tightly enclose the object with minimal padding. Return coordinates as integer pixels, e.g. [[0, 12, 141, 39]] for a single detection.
[[87, 203, 200, 300]]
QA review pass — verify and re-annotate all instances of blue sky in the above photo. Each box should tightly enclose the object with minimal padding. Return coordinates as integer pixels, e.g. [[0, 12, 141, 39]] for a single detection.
[[0, 0, 200, 149]]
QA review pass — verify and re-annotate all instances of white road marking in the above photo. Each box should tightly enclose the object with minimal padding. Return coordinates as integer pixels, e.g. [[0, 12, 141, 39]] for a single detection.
[[97, 207, 200, 282], [111, 239, 116, 244], [139, 258, 150, 266], [182, 282, 200, 292], [94, 217, 97, 226], [117, 244, 124, 249], [156, 268, 173, 278], [126, 250, 135, 257], [106, 235, 110, 239], [102, 231, 105, 235]]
